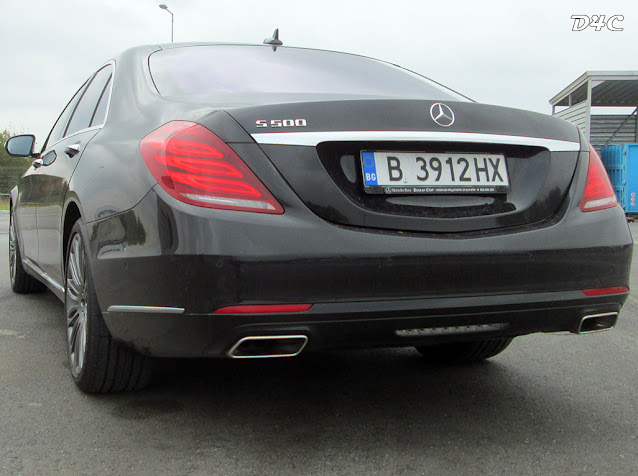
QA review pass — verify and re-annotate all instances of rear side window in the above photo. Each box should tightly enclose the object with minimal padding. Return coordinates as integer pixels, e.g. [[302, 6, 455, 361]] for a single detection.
[[90, 74, 113, 127], [65, 64, 113, 137], [149, 45, 469, 102]]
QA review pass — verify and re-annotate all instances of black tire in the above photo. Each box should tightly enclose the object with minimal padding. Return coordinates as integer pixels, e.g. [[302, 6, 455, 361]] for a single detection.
[[415, 337, 513, 364], [9, 208, 45, 293], [65, 220, 152, 393]]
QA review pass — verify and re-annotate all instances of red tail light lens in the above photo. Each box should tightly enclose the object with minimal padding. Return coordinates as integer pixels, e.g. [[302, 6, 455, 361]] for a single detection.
[[580, 145, 618, 212], [582, 286, 629, 296], [140, 121, 284, 214], [213, 304, 313, 314]]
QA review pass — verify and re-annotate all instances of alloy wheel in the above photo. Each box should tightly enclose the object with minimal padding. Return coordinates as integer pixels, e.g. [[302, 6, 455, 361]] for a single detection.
[[66, 233, 88, 377]]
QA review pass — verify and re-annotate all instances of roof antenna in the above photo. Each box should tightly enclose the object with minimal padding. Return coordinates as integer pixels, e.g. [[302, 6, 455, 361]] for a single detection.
[[263, 28, 283, 51]]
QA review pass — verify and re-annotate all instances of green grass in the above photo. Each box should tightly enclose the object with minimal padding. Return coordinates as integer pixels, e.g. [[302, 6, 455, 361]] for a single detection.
[[0, 196, 9, 211]]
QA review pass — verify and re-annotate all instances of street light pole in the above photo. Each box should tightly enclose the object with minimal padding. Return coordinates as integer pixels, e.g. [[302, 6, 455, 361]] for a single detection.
[[159, 4, 174, 43]]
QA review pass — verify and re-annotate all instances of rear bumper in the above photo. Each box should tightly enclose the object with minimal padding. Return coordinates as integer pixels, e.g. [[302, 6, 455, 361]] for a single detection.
[[102, 290, 627, 357], [89, 188, 633, 357]]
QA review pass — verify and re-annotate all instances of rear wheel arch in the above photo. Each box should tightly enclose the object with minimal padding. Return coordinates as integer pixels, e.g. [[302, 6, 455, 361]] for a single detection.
[[62, 200, 83, 271]]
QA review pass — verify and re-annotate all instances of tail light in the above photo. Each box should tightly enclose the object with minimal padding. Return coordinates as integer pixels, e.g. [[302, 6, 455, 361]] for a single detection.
[[140, 121, 284, 214], [580, 145, 617, 212]]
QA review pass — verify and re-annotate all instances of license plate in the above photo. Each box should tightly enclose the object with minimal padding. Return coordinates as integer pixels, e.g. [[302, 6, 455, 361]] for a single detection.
[[361, 151, 510, 194]]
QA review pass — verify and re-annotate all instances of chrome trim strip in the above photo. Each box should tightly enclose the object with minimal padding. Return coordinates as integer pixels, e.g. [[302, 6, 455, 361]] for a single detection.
[[227, 335, 309, 359], [106, 305, 185, 314], [22, 258, 65, 293], [251, 131, 581, 152]]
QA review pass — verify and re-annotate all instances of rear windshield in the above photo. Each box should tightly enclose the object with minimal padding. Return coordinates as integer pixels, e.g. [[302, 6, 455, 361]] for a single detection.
[[149, 45, 470, 102]]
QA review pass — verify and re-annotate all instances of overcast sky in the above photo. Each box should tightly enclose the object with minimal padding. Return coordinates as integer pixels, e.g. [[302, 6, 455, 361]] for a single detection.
[[1, 0, 636, 141]]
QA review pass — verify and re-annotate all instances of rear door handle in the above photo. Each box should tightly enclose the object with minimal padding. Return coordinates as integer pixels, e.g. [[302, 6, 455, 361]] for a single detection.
[[65, 143, 81, 157]]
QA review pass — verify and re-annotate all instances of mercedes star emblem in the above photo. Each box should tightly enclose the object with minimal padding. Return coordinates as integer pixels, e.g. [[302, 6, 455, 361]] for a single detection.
[[430, 103, 455, 127]]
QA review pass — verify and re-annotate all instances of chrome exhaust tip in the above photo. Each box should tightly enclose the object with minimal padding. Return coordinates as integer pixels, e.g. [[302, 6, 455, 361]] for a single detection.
[[227, 335, 308, 359], [577, 312, 619, 334]]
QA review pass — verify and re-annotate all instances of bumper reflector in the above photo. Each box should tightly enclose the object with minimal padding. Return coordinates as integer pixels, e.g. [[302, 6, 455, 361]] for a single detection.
[[213, 304, 313, 314], [582, 286, 629, 296], [396, 323, 508, 337]]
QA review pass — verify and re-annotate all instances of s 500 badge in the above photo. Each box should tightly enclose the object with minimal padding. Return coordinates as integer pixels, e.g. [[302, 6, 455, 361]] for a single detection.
[[256, 119, 307, 128]]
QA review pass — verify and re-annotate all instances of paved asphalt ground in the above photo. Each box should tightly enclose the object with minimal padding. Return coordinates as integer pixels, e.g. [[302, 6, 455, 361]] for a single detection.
[[0, 209, 637, 475]]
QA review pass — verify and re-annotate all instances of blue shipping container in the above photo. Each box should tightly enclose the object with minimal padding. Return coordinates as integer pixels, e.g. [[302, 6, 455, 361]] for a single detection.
[[600, 143, 638, 213]]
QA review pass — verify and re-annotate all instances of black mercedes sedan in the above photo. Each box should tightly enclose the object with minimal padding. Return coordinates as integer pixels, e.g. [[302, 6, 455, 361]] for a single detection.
[[5, 43, 632, 393]]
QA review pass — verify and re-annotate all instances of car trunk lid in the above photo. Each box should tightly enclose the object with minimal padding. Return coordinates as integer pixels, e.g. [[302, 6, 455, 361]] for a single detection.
[[225, 99, 583, 233]]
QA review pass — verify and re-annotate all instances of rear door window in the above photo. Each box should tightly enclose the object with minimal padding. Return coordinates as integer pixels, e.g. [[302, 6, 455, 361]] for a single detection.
[[65, 64, 113, 137], [44, 81, 89, 149]]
